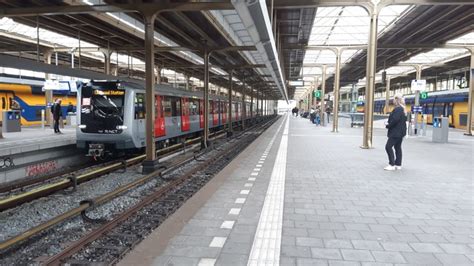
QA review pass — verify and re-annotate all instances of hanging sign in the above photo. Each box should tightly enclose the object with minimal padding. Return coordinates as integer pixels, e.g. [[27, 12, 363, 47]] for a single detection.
[[411, 79, 426, 92]]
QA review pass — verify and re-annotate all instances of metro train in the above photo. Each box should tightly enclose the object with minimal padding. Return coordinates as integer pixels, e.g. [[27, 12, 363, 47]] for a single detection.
[[76, 80, 262, 157], [0, 77, 77, 126], [357, 89, 469, 129]]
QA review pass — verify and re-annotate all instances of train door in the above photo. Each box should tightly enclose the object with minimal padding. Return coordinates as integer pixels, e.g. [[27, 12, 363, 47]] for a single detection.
[[199, 99, 204, 128], [134, 93, 146, 143], [0, 92, 13, 124], [155, 95, 166, 137], [181, 97, 190, 132], [213, 101, 219, 126], [222, 101, 227, 124]]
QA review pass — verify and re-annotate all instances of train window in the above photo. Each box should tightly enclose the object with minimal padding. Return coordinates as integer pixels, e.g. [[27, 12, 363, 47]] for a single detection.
[[170, 97, 181, 117], [1, 97, 5, 109], [189, 98, 199, 115], [9, 97, 13, 109], [134, 93, 146, 119], [163, 97, 172, 117]]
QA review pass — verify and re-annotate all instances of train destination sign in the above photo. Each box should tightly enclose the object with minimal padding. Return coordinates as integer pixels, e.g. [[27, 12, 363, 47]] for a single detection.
[[93, 90, 125, 96]]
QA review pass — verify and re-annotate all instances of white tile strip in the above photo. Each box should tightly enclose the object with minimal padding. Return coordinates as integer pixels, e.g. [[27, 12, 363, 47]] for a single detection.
[[221, 220, 235, 229], [198, 258, 216, 266], [240, 190, 250, 195], [235, 198, 246, 204], [248, 177, 256, 181], [209, 236, 227, 248], [244, 183, 253, 187], [247, 115, 289, 266], [229, 208, 241, 215]]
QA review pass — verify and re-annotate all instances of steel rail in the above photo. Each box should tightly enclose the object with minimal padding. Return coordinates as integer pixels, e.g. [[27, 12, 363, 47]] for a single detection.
[[0, 120, 256, 251], [0, 133, 214, 212], [43, 116, 278, 265]]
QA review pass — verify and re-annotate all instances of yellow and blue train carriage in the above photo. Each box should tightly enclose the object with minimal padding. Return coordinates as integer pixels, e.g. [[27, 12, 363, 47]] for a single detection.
[[0, 79, 76, 126], [357, 89, 469, 129]]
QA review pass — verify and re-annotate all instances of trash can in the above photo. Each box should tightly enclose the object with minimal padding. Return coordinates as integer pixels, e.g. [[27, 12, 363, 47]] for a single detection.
[[2, 110, 21, 133], [432, 117, 449, 143], [66, 112, 77, 126]]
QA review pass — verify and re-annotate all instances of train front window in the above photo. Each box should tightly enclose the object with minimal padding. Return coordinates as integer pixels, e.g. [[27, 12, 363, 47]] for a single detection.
[[80, 85, 125, 134]]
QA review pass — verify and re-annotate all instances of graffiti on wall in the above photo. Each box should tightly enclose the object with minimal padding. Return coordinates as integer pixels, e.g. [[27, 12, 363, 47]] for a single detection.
[[25, 160, 58, 177], [0, 157, 15, 169]]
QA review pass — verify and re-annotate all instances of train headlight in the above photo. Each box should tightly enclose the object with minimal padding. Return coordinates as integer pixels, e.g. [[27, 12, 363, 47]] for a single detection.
[[78, 125, 87, 129], [116, 125, 128, 130]]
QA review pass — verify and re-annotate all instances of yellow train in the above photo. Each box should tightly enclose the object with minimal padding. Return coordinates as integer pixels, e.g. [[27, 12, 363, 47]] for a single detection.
[[0, 78, 77, 126], [357, 89, 469, 129]]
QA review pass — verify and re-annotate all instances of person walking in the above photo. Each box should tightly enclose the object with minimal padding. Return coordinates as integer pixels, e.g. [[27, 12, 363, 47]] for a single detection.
[[52, 98, 63, 134], [325, 106, 331, 124], [384, 95, 407, 171]]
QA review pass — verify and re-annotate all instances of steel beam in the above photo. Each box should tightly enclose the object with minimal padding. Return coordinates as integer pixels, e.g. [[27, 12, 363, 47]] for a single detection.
[[385, 77, 391, 114], [333, 48, 342, 133], [273, 0, 474, 9], [362, 5, 379, 149], [142, 12, 159, 174], [228, 70, 233, 136], [466, 48, 474, 136], [0, 2, 234, 17], [203, 47, 210, 148]]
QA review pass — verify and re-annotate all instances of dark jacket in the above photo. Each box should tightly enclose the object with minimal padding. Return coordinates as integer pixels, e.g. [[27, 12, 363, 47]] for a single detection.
[[386, 106, 407, 138], [52, 103, 62, 120]]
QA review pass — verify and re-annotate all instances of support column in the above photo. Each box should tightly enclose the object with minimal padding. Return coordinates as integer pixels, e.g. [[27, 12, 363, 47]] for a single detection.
[[250, 88, 254, 119], [333, 48, 342, 132], [103, 50, 111, 75], [44, 51, 53, 127], [320, 65, 327, 125], [466, 48, 474, 136], [203, 47, 210, 148], [256, 90, 259, 116], [414, 65, 422, 135], [260, 92, 264, 116], [362, 5, 380, 149], [228, 70, 233, 136], [142, 13, 158, 174], [384, 77, 391, 114], [154, 66, 161, 84], [242, 78, 246, 129]]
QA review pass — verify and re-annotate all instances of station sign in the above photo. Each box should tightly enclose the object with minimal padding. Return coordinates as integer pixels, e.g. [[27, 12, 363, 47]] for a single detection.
[[313, 90, 322, 99], [289, 80, 304, 87], [412, 106, 423, 113], [411, 79, 426, 92], [420, 91, 428, 100]]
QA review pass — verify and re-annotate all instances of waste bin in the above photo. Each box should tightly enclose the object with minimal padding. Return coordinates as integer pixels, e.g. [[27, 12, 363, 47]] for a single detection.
[[66, 112, 77, 126], [432, 117, 448, 143], [2, 110, 21, 133]]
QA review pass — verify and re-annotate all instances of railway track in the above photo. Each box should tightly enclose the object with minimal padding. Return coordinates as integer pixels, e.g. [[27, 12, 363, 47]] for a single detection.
[[0, 116, 277, 265], [0, 129, 225, 212]]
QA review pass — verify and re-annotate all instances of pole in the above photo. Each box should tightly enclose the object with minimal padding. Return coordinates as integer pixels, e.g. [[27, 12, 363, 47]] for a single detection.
[[362, 5, 379, 149], [466, 48, 474, 136], [142, 13, 158, 174], [333, 48, 342, 133], [414, 65, 422, 135], [227, 70, 233, 136], [36, 16, 40, 62], [250, 88, 254, 120], [321, 65, 327, 125], [385, 77, 391, 114], [203, 47, 210, 148], [44, 51, 53, 127], [242, 77, 246, 129]]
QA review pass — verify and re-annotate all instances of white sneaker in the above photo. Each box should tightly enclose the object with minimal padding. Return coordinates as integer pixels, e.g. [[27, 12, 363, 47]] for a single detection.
[[384, 165, 396, 171], [395, 166, 402, 170]]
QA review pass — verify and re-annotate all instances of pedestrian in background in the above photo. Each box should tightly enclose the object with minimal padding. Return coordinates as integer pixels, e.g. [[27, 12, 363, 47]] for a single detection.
[[384, 95, 407, 171], [52, 98, 63, 134]]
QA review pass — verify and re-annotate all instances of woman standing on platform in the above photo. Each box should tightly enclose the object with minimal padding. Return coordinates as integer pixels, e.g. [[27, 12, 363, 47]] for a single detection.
[[384, 95, 407, 171]]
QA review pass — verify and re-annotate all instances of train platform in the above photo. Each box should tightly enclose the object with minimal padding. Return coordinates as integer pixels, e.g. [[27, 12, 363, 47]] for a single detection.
[[0, 126, 76, 157], [0, 126, 78, 184], [120, 114, 473, 266]]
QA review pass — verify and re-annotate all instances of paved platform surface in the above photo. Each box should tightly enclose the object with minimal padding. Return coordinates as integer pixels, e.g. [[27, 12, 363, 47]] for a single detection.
[[0, 126, 76, 156], [120, 114, 473, 266]]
